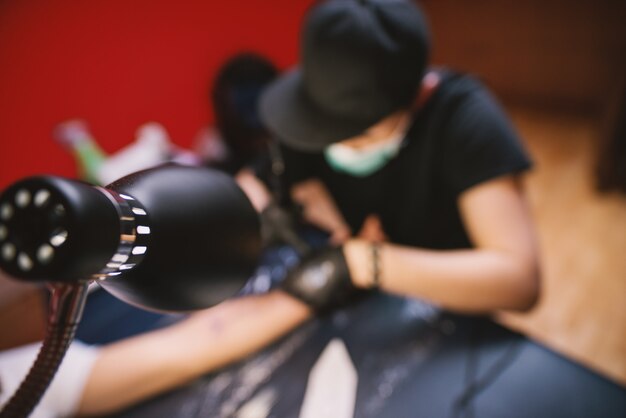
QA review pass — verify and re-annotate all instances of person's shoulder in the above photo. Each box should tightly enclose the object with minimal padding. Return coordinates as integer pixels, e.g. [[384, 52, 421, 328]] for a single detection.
[[434, 68, 489, 103], [411, 68, 492, 132], [426, 68, 510, 127]]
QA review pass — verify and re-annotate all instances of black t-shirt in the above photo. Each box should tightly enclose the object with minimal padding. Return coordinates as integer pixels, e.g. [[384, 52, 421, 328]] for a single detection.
[[273, 71, 532, 250]]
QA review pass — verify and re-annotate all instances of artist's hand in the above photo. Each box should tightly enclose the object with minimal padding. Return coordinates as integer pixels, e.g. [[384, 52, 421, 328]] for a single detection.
[[291, 179, 351, 245], [281, 246, 364, 313]]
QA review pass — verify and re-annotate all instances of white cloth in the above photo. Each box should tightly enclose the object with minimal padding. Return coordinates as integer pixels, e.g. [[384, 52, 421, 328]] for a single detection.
[[299, 338, 357, 418], [0, 341, 100, 418]]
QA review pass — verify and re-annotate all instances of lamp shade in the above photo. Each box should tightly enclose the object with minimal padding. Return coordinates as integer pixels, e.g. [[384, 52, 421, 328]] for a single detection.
[[0, 164, 261, 311]]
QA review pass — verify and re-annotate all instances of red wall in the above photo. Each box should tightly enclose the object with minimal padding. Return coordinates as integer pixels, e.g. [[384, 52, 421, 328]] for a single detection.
[[0, 0, 312, 188]]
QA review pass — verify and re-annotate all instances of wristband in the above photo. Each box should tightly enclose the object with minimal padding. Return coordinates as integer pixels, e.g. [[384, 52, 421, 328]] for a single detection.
[[371, 242, 381, 288]]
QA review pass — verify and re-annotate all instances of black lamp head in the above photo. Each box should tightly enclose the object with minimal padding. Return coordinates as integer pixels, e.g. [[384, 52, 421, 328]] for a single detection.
[[0, 176, 120, 282], [0, 164, 262, 312]]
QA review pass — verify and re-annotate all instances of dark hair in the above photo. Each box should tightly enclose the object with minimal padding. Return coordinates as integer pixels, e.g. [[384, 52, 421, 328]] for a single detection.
[[211, 52, 278, 162]]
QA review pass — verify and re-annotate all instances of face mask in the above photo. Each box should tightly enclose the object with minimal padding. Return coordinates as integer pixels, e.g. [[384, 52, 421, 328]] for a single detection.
[[324, 120, 408, 177]]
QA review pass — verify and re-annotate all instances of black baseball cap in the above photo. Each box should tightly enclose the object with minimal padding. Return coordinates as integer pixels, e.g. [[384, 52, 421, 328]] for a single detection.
[[260, 0, 430, 152]]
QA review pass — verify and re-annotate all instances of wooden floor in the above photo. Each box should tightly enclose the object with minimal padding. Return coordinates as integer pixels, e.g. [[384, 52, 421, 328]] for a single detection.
[[498, 106, 626, 386]]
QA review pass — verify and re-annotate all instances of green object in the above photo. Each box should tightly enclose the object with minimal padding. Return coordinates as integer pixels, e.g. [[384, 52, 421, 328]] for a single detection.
[[71, 137, 107, 185]]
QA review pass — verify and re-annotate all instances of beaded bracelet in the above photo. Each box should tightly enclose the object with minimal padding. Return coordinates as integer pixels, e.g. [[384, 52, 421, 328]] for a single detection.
[[371, 242, 381, 288]]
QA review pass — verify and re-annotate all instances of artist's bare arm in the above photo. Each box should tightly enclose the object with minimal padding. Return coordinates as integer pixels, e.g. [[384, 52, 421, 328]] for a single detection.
[[344, 175, 540, 313], [238, 167, 539, 312], [77, 291, 311, 416]]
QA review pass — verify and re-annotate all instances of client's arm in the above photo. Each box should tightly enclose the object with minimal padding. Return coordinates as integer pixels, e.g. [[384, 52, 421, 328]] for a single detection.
[[77, 290, 311, 416]]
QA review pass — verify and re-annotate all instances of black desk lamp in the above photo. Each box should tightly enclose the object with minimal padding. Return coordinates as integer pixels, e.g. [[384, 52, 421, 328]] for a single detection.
[[0, 164, 261, 417]]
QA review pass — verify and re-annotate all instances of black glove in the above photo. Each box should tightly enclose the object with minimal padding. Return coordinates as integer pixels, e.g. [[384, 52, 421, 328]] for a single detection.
[[260, 201, 311, 255], [281, 246, 365, 313]]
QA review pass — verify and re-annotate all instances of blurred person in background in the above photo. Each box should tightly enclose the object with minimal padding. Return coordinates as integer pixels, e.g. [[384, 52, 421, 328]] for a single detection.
[[596, 79, 626, 194], [195, 52, 279, 175]]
